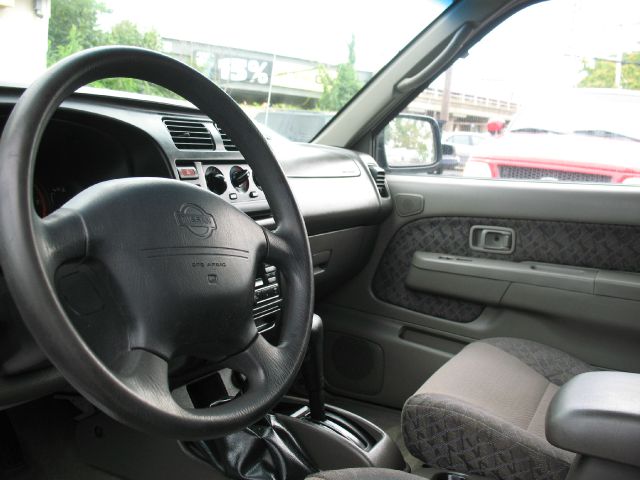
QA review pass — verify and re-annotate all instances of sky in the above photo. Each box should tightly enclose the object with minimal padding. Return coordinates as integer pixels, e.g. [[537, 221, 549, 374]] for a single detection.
[[431, 0, 640, 102], [99, 0, 451, 72], [98, 0, 640, 102]]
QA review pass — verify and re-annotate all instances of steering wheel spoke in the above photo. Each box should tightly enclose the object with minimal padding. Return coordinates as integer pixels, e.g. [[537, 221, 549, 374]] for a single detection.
[[37, 208, 88, 274], [263, 226, 295, 266], [115, 349, 174, 406], [178, 334, 289, 434], [224, 333, 281, 385]]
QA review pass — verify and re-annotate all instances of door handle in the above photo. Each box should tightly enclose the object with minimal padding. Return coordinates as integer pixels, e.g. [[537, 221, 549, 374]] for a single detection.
[[469, 225, 515, 254]]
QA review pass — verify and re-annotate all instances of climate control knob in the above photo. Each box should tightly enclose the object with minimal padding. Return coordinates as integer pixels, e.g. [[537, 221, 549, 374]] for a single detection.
[[205, 166, 227, 195], [230, 166, 250, 192]]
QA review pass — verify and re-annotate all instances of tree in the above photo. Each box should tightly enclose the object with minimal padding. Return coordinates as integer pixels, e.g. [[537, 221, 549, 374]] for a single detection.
[[48, 0, 175, 97], [48, 0, 107, 65], [92, 20, 174, 97], [106, 20, 161, 49], [317, 35, 363, 111], [579, 52, 640, 90]]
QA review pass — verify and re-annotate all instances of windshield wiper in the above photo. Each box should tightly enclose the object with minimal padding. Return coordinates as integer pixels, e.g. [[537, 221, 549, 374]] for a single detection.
[[572, 130, 640, 142], [511, 128, 561, 134]]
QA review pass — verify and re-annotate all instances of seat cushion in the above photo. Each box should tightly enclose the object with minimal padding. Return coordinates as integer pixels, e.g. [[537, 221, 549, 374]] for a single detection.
[[480, 337, 593, 386], [307, 468, 420, 480], [402, 338, 595, 480]]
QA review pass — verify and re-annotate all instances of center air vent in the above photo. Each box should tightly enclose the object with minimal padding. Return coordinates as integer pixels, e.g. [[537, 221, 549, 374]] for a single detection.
[[163, 118, 214, 150], [214, 123, 239, 152], [368, 164, 389, 198]]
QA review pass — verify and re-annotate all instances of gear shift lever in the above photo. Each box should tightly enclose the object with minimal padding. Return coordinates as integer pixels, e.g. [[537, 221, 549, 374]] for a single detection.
[[302, 314, 326, 421], [297, 315, 383, 452]]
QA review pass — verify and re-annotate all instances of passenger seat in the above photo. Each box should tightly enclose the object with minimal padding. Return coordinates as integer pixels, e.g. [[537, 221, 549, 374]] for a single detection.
[[401, 337, 596, 480]]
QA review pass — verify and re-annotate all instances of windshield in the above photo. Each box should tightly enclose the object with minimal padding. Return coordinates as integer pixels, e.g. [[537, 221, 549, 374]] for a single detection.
[[509, 89, 640, 141], [0, 0, 452, 141]]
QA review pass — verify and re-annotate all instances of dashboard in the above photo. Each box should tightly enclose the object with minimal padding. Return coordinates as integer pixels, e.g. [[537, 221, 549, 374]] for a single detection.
[[0, 87, 392, 407]]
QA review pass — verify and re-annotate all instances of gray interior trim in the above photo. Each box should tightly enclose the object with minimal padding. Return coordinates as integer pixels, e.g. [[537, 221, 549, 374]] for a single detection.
[[0, 367, 67, 409], [318, 303, 469, 408], [387, 176, 640, 226], [565, 456, 640, 480], [408, 253, 597, 295], [395, 23, 476, 94], [595, 271, 640, 302], [547, 371, 640, 469], [407, 263, 509, 304], [405, 253, 640, 306], [373, 214, 640, 325]]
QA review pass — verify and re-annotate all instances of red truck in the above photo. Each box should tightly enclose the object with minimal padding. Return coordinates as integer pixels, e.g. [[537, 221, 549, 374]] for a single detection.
[[463, 89, 640, 185]]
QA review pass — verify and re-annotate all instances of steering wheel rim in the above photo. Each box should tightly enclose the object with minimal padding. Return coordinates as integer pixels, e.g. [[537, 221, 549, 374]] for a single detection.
[[0, 47, 314, 439]]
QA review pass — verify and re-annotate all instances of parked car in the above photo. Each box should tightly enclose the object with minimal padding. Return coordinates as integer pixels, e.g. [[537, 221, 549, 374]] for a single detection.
[[442, 131, 488, 165], [463, 89, 640, 184], [441, 142, 461, 170]]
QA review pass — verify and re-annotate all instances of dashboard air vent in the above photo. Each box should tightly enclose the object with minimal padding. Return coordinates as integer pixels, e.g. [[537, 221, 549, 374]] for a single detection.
[[214, 123, 239, 151], [163, 118, 214, 150], [368, 164, 389, 198]]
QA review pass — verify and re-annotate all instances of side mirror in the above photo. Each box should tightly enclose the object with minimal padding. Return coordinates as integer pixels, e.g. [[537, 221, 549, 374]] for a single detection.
[[377, 114, 442, 174]]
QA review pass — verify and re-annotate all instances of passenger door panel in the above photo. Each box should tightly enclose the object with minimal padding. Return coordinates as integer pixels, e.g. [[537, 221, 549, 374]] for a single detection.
[[373, 215, 640, 322], [319, 177, 640, 408]]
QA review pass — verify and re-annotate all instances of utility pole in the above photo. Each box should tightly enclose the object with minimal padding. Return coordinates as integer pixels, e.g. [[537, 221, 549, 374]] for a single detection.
[[614, 50, 623, 89], [264, 53, 277, 127], [440, 67, 453, 131]]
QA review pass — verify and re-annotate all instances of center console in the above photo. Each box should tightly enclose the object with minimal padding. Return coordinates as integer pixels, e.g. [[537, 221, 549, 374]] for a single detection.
[[271, 397, 405, 472], [274, 315, 406, 472], [178, 314, 406, 478], [547, 371, 640, 480]]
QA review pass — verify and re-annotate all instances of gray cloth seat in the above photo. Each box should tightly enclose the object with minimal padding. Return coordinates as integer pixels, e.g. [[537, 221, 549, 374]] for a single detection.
[[307, 468, 420, 480], [401, 337, 595, 480]]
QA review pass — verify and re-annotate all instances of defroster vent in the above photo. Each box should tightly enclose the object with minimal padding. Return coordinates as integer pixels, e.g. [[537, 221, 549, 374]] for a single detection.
[[163, 117, 214, 150]]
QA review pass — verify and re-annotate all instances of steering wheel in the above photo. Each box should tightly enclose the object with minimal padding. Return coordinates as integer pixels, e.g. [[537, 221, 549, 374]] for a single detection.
[[0, 47, 313, 439]]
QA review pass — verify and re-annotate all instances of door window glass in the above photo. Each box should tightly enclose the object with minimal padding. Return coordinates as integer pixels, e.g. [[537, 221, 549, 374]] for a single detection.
[[386, 0, 640, 186]]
